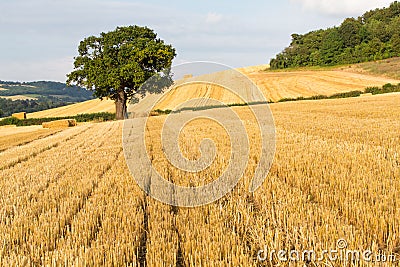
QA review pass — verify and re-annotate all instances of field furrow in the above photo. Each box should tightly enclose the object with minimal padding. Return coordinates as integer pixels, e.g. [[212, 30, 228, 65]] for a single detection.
[[0, 93, 399, 266], [0, 122, 122, 264], [0, 123, 116, 216], [0, 128, 61, 153], [0, 124, 93, 170]]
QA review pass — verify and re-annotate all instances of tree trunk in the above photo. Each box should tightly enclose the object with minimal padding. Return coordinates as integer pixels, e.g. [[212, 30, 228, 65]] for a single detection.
[[115, 90, 127, 120]]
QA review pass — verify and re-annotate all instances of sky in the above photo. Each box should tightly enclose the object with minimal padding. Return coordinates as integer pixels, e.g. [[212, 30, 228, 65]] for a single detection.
[[0, 0, 394, 82]]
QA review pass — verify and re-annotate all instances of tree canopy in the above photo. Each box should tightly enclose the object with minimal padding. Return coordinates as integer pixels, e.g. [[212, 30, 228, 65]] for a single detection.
[[67, 25, 176, 119], [0, 81, 93, 118], [270, 1, 400, 69]]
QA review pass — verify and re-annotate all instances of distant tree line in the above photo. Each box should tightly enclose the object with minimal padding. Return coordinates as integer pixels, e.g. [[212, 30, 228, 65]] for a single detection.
[[0, 97, 71, 118], [270, 1, 400, 69], [0, 80, 93, 118], [0, 81, 93, 101], [0, 112, 115, 126]]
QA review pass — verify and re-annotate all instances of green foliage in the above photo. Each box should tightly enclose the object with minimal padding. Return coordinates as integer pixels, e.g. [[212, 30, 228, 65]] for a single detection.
[[339, 18, 362, 48], [152, 109, 172, 116], [67, 25, 176, 120], [0, 117, 21, 126], [365, 83, 400, 94], [278, 85, 400, 102], [167, 101, 270, 114], [278, 96, 326, 103], [390, 34, 400, 56], [0, 80, 94, 118], [0, 112, 116, 127], [0, 97, 71, 118], [271, 1, 400, 69], [0, 81, 92, 101]]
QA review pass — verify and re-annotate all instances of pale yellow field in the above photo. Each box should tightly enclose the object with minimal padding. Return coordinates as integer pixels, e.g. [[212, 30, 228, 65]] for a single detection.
[[340, 57, 400, 80], [1, 93, 399, 266], [24, 66, 400, 118], [0, 126, 60, 152], [27, 98, 115, 118], [133, 67, 400, 112], [0, 95, 38, 101], [247, 70, 399, 101], [237, 64, 269, 74], [0, 125, 43, 136]]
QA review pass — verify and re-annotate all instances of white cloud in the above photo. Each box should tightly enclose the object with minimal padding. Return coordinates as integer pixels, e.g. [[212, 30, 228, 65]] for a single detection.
[[0, 57, 73, 82], [290, 0, 394, 16], [205, 12, 223, 24], [0, 0, 358, 81]]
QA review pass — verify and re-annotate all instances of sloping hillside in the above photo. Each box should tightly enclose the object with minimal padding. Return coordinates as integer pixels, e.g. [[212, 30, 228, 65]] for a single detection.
[[244, 69, 398, 102], [130, 66, 399, 113], [341, 57, 400, 79], [1, 93, 399, 265], [270, 2, 400, 69], [27, 99, 115, 118], [25, 63, 400, 118], [0, 81, 93, 117], [0, 81, 92, 101]]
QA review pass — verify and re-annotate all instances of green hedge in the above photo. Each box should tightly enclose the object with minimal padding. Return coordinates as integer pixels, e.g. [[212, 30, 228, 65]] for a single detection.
[[278, 84, 400, 103], [170, 101, 270, 113], [0, 112, 115, 127], [365, 83, 400, 95]]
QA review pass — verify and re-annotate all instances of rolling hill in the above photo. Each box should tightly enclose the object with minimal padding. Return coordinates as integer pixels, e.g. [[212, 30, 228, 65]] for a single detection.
[[0, 81, 92, 101], [270, 2, 400, 69], [0, 81, 93, 118], [24, 63, 400, 118], [27, 99, 115, 118], [130, 65, 399, 114], [1, 92, 399, 265], [341, 57, 400, 79]]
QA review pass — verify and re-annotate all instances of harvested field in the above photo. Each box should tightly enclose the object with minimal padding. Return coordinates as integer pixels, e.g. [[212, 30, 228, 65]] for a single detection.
[[342, 57, 400, 80], [24, 66, 400, 118], [27, 99, 115, 118], [130, 68, 400, 113], [245, 69, 399, 102], [0, 93, 399, 265], [0, 95, 38, 101], [42, 119, 77, 129], [0, 126, 61, 152]]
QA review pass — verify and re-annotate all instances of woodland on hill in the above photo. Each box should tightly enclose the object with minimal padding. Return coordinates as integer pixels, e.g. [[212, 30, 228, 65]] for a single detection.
[[270, 2, 400, 69], [0, 81, 92, 117]]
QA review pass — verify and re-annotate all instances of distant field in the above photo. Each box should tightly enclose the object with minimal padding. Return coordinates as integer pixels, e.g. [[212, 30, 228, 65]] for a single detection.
[[0, 95, 38, 101], [244, 69, 398, 102], [25, 63, 400, 118], [0, 125, 42, 136], [341, 57, 400, 80], [237, 64, 269, 74], [131, 67, 399, 112], [27, 98, 115, 118], [0, 125, 60, 152]]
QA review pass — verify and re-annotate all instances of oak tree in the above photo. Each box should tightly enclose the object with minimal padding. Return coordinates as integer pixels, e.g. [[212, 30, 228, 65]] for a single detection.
[[67, 25, 176, 120]]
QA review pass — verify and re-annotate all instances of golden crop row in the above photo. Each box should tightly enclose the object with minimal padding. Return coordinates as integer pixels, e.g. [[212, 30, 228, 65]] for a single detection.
[[0, 128, 61, 153], [0, 93, 399, 266]]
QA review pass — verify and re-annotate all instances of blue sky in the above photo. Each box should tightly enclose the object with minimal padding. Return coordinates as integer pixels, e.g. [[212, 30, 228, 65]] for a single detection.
[[0, 0, 394, 82]]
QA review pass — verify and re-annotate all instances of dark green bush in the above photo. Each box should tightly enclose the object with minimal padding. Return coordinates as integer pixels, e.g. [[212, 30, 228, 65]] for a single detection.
[[0, 112, 115, 127], [365, 83, 400, 95], [328, 91, 363, 99]]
